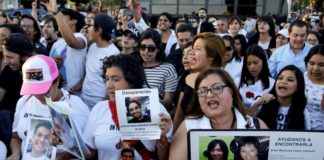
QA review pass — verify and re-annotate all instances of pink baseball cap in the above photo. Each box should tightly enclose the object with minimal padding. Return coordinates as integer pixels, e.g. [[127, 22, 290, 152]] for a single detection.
[[20, 55, 59, 95]]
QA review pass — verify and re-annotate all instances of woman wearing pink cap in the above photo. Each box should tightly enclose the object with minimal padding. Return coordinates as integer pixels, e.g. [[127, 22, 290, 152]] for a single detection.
[[7, 55, 89, 160]]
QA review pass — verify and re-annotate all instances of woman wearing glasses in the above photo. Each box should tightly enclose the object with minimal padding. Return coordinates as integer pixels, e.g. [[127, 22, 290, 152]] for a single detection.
[[170, 68, 268, 160], [138, 28, 178, 113]]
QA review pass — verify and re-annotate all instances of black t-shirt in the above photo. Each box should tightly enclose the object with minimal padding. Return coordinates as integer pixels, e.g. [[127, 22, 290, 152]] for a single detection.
[[0, 66, 23, 111], [128, 115, 151, 123]]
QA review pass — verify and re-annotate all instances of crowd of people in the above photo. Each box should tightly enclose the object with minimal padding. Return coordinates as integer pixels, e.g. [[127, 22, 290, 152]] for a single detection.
[[0, 0, 324, 159]]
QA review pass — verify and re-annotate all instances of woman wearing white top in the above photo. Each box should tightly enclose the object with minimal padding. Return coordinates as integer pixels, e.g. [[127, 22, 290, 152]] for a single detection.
[[83, 55, 172, 160], [258, 65, 310, 130], [7, 55, 89, 160], [304, 44, 324, 130], [223, 35, 243, 80], [236, 44, 275, 116], [228, 16, 247, 37], [170, 68, 268, 160]]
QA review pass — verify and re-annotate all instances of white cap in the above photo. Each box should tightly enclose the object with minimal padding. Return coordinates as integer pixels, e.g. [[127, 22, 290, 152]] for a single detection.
[[277, 29, 289, 38]]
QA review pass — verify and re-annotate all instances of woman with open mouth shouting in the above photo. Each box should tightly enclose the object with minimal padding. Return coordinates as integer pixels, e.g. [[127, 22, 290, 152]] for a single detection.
[[170, 68, 268, 160], [258, 65, 310, 130]]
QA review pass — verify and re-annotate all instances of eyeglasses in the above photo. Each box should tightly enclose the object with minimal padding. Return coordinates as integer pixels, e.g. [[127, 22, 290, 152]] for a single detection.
[[257, 21, 267, 25], [196, 83, 228, 97], [139, 45, 157, 52], [225, 46, 232, 51], [20, 24, 34, 30]]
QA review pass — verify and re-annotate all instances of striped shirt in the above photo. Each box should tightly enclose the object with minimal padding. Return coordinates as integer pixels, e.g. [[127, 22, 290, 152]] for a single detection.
[[144, 63, 178, 97]]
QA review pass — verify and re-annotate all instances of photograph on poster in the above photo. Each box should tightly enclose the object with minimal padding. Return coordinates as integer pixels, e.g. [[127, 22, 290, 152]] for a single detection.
[[230, 136, 270, 160], [23, 118, 56, 160], [189, 130, 324, 160], [125, 96, 151, 123], [50, 107, 83, 159], [116, 88, 162, 140]]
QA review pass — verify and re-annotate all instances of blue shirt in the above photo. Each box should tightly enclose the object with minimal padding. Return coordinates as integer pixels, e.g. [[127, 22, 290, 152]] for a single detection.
[[268, 43, 313, 77]]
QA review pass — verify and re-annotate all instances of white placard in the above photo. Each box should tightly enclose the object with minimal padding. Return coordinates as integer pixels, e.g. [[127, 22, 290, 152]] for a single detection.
[[116, 88, 161, 140], [23, 118, 57, 160], [188, 130, 324, 160]]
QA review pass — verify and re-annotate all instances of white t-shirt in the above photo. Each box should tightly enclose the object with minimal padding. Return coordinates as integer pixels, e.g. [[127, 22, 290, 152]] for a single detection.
[[23, 153, 50, 160], [244, 18, 256, 33], [12, 89, 90, 154], [236, 77, 275, 108], [304, 73, 324, 129], [224, 58, 243, 80], [185, 108, 257, 130], [276, 106, 290, 129], [50, 33, 88, 90], [0, 140, 6, 160], [81, 43, 120, 108], [83, 100, 171, 160], [258, 41, 271, 50]]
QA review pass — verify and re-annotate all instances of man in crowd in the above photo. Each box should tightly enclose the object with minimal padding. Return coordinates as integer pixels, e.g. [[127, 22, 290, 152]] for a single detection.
[[127, 100, 151, 123], [216, 17, 229, 35], [41, 16, 62, 53], [269, 20, 313, 77], [197, 7, 208, 33], [0, 33, 33, 150], [167, 24, 194, 76], [20, 15, 48, 55]]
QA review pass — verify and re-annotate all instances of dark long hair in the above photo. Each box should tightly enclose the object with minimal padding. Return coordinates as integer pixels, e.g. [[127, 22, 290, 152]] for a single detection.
[[239, 44, 271, 90], [222, 35, 242, 63], [234, 34, 247, 57], [256, 16, 276, 37], [257, 65, 306, 129], [139, 28, 166, 63], [203, 139, 229, 160], [186, 68, 246, 118], [304, 44, 324, 67], [20, 15, 41, 43], [102, 55, 146, 89]]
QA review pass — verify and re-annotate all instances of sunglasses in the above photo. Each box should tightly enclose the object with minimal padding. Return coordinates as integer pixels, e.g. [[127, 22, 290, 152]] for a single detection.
[[225, 46, 232, 51], [139, 45, 157, 52]]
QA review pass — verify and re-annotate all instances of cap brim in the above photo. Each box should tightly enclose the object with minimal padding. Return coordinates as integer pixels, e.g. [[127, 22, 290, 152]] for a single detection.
[[20, 81, 53, 95]]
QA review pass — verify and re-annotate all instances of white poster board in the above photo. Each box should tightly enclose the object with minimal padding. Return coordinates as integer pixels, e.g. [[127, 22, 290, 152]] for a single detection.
[[23, 118, 57, 160], [188, 129, 324, 160], [116, 88, 161, 140]]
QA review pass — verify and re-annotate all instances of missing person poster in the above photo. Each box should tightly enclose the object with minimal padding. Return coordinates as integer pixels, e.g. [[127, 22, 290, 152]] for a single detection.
[[116, 88, 161, 140], [188, 130, 324, 160], [45, 97, 90, 160], [23, 118, 57, 160]]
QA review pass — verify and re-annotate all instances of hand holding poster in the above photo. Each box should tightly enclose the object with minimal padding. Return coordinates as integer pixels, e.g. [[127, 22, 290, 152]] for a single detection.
[[116, 88, 161, 140], [23, 118, 57, 160], [45, 97, 90, 160], [188, 130, 324, 160]]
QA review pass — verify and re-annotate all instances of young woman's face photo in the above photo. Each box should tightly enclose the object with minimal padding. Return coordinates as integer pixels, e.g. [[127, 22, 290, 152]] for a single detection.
[[275, 70, 298, 99], [210, 144, 224, 160], [240, 143, 258, 160], [32, 126, 51, 155]]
